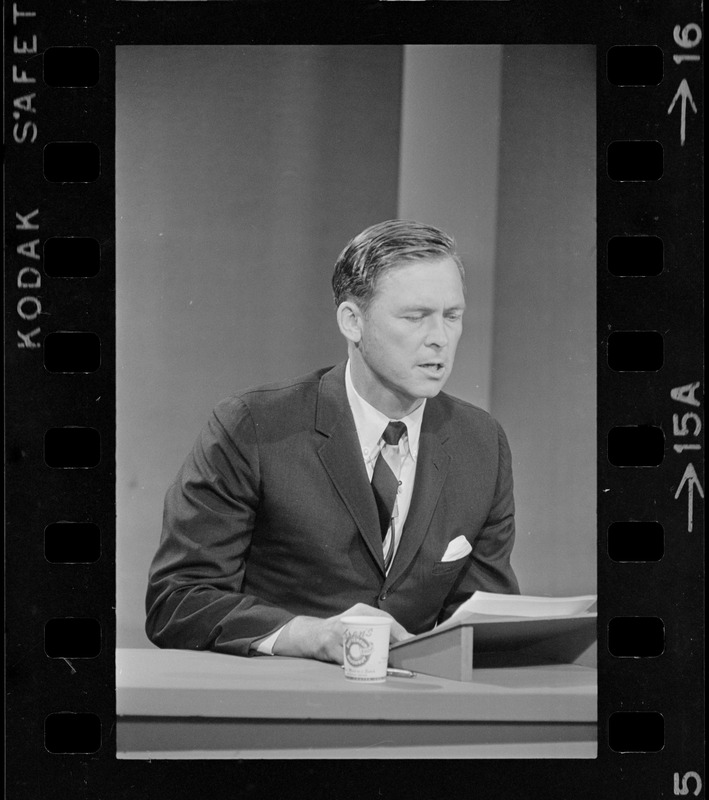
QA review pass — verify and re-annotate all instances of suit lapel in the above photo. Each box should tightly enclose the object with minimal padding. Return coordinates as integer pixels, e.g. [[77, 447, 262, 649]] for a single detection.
[[316, 364, 385, 573], [386, 400, 451, 588]]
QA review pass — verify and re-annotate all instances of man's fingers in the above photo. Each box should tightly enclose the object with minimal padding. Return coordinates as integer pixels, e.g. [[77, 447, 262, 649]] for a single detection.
[[341, 605, 412, 642], [389, 623, 413, 643], [336, 603, 412, 645]]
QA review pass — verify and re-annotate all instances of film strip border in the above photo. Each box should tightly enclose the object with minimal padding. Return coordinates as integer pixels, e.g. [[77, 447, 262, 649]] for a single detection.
[[4, 2, 704, 797], [599, 20, 704, 781], [6, 0, 118, 781]]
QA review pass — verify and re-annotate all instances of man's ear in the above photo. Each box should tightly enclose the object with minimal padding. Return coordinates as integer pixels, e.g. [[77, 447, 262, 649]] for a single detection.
[[336, 300, 363, 344]]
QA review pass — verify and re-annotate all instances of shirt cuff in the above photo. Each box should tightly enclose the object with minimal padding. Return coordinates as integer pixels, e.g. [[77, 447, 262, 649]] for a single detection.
[[253, 625, 286, 655]]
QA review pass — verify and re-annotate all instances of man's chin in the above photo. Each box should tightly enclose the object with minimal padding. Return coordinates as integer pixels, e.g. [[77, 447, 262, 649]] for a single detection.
[[416, 369, 449, 392], [413, 379, 447, 400]]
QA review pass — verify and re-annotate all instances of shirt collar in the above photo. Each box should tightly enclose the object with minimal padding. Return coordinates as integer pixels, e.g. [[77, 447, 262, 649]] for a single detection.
[[345, 359, 425, 460]]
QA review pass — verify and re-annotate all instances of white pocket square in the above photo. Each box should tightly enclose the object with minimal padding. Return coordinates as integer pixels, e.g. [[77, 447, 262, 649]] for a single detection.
[[441, 535, 472, 562]]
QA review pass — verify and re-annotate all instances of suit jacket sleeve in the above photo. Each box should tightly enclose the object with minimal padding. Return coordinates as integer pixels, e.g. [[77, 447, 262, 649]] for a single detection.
[[145, 399, 296, 656], [437, 420, 520, 624]]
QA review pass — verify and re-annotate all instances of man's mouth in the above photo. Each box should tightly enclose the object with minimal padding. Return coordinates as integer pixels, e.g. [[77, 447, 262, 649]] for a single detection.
[[418, 362, 445, 372]]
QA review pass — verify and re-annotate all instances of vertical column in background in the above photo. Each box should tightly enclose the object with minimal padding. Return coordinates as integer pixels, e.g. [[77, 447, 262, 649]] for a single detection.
[[491, 45, 597, 596], [397, 45, 503, 413]]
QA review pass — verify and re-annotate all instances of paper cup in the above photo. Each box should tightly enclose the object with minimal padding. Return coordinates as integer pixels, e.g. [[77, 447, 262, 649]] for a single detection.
[[341, 616, 391, 682]]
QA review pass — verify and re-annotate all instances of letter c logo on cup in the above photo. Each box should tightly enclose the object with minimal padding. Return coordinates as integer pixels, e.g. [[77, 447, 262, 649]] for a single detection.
[[344, 630, 374, 666]]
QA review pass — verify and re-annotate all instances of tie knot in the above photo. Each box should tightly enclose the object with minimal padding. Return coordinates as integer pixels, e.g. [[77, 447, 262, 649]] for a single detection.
[[382, 421, 407, 446]]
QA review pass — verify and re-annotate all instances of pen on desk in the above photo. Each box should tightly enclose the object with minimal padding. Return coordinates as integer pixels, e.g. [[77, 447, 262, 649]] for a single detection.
[[386, 667, 416, 678], [339, 666, 416, 677]]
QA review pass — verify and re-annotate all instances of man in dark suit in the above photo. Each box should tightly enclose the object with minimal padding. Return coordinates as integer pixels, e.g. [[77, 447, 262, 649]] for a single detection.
[[146, 219, 519, 663]]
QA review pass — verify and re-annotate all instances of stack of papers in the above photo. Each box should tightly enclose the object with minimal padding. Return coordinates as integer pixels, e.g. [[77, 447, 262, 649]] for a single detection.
[[445, 591, 597, 626]]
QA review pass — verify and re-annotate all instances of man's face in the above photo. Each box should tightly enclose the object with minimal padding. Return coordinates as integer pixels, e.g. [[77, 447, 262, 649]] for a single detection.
[[351, 256, 466, 418]]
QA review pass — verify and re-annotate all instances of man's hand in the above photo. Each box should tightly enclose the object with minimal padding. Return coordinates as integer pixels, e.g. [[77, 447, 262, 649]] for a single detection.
[[272, 603, 412, 664]]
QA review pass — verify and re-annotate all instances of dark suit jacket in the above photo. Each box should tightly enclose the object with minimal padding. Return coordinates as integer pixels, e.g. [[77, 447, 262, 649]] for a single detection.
[[146, 362, 519, 656]]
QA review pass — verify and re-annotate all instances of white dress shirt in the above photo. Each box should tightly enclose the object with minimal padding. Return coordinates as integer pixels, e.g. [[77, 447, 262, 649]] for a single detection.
[[344, 359, 425, 567], [254, 360, 425, 654]]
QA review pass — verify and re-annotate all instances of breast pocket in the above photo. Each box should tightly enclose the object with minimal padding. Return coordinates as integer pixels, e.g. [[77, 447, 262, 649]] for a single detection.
[[431, 554, 469, 576]]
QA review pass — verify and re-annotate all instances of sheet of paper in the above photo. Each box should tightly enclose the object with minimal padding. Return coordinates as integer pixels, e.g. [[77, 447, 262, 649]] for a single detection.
[[447, 591, 597, 623]]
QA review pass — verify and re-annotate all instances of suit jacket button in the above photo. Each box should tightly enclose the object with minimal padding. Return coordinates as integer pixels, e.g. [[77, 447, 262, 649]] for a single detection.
[[380, 592, 388, 601]]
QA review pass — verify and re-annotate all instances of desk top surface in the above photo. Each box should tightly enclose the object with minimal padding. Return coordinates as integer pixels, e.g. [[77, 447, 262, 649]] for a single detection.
[[117, 648, 596, 723]]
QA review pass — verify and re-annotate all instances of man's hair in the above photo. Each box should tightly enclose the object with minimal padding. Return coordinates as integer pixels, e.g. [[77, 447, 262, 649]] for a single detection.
[[332, 219, 465, 311]]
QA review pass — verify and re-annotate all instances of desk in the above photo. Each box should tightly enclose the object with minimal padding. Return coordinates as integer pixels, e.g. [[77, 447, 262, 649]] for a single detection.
[[117, 648, 597, 759]]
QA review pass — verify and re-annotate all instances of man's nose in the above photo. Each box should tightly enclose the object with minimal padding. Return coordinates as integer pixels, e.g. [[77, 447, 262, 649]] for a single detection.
[[424, 315, 448, 348]]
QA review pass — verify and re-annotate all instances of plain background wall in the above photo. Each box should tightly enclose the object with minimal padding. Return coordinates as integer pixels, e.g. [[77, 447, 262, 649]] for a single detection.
[[116, 46, 403, 646], [116, 45, 596, 647]]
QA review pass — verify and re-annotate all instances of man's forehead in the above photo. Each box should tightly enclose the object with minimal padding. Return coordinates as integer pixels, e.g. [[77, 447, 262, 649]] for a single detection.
[[375, 256, 464, 289]]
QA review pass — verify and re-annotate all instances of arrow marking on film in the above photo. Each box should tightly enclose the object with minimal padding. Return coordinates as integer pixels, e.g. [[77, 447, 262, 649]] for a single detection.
[[674, 462, 704, 532], [667, 78, 698, 146]]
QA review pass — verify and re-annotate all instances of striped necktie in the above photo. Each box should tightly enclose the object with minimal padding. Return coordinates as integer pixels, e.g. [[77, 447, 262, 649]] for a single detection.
[[371, 421, 407, 567]]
